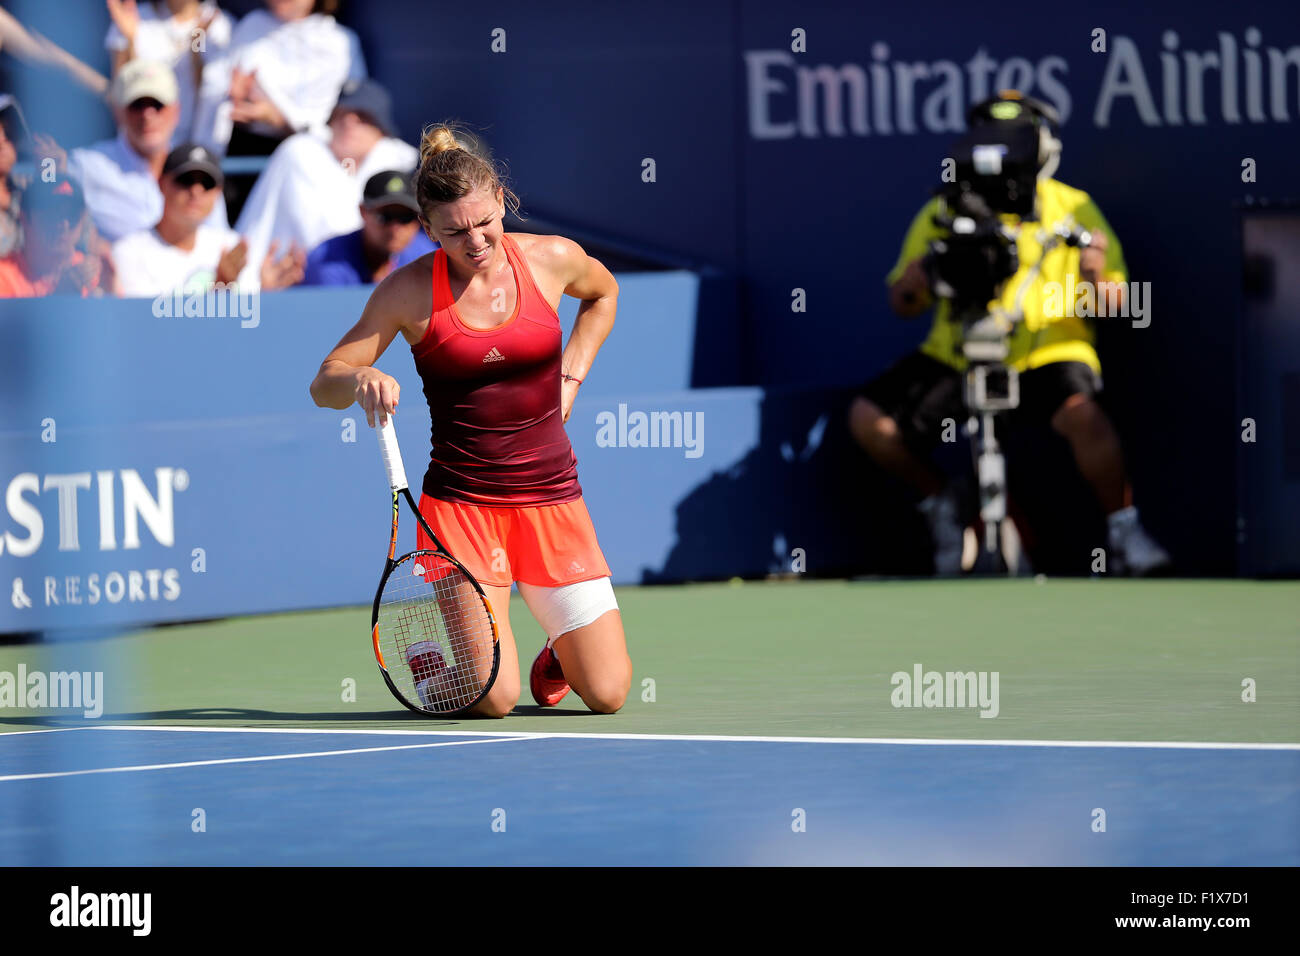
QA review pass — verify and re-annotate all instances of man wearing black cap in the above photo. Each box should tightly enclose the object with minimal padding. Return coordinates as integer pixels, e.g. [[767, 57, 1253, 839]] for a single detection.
[[0, 176, 100, 297], [302, 170, 437, 286], [113, 142, 304, 297], [234, 79, 416, 278]]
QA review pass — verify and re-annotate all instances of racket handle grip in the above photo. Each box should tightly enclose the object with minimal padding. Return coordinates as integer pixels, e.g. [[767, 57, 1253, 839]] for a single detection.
[[376, 417, 409, 492]]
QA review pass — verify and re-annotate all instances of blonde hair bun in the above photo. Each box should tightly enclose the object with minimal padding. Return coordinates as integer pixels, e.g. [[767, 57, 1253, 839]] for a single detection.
[[419, 125, 462, 165]]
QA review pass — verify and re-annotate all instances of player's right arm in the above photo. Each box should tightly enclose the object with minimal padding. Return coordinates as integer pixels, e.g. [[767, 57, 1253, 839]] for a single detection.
[[309, 263, 426, 425]]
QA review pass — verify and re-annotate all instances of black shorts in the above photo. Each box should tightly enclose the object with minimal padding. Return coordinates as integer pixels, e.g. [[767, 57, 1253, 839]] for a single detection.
[[857, 352, 1100, 450]]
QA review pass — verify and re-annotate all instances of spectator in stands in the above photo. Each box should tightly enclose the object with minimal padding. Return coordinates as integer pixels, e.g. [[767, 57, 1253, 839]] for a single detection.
[[3, 94, 119, 286], [302, 170, 437, 286], [104, 0, 234, 148], [112, 142, 303, 296], [193, 0, 365, 157], [0, 107, 23, 257], [0, 177, 101, 298], [60, 58, 228, 242], [235, 80, 416, 278]]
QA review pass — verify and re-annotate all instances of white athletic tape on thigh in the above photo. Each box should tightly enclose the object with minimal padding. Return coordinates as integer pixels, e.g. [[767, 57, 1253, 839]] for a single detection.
[[517, 578, 619, 641]]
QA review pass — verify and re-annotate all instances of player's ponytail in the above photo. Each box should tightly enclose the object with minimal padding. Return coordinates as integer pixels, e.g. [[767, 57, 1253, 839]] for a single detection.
[[414, 121, 521, 222]]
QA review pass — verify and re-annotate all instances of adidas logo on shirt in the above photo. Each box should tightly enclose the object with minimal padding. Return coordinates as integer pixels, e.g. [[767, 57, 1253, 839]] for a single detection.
[[482, 347, 506, 363]]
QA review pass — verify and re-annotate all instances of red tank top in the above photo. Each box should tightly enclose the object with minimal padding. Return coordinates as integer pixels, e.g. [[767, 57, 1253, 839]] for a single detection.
[[411, 234, 581, 506]]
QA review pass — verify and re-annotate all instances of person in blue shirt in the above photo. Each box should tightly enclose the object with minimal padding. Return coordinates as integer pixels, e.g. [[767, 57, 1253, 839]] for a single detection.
[[302, 168, 436, 285]]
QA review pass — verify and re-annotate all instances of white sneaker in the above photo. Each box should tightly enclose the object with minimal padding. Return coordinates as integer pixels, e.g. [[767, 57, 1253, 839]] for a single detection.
[[1107, 506, 1172, 576], [918, 489, 964, 576]]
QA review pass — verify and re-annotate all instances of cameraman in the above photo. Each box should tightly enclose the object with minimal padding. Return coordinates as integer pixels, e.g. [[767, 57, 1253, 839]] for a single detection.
[[848, 90, 1170, 576]]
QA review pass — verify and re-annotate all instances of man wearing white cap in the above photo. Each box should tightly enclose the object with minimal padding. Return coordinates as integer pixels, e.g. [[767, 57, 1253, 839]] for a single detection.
[[66, 58, 229, 241]]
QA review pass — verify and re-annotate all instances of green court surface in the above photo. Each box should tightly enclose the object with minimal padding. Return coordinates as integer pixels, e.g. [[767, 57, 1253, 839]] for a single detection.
[[2, 579, 1297, 741]]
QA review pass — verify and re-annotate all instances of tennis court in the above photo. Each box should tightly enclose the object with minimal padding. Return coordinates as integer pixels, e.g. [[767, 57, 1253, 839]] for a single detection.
[[1, 578, 1297, 865]]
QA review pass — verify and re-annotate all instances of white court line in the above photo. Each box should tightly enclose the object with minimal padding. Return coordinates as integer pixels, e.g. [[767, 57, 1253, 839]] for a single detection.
[[0, 735, 532, 783], [11, 724, 1296, 752]]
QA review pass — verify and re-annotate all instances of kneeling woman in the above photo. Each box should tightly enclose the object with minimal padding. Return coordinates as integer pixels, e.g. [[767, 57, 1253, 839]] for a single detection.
[[310, 125, 631, 716]]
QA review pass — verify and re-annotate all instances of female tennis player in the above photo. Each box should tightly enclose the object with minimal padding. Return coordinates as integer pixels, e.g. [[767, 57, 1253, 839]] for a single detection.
[[310, 124, 631, 717]]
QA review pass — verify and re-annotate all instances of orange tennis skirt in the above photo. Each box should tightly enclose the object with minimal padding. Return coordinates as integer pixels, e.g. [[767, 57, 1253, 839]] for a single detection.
[[417, 494, 612, 589]]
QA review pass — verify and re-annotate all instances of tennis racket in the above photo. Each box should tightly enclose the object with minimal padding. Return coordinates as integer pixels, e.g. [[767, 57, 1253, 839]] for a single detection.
[[371, 417, 500, 716]]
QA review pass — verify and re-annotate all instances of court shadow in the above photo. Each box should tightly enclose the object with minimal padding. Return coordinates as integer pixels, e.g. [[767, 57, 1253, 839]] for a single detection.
[[3, 705, 612, 729], [644, 386, 930, 581], [3, 708, 484, 728], [507, 704, 609, 717]]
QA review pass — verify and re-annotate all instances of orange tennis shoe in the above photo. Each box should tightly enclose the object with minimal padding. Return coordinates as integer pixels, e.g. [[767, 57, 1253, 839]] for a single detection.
[[529, 644, 570, 706]]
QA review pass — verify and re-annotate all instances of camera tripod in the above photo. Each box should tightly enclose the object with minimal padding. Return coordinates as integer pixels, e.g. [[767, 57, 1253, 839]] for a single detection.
[[938, 221, 1094, 575], [960, 313, 1024, 574]]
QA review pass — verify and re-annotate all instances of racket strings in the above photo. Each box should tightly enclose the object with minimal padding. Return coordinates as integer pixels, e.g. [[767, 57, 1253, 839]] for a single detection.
[[376, 553, 496, 713]]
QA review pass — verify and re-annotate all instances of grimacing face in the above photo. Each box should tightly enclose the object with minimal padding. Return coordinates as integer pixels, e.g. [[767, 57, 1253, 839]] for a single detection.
[[422, 186, 505, 274]]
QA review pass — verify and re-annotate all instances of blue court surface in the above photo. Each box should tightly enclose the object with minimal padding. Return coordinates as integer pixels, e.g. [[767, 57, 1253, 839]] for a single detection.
[[1, 727, 1296, 866]]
